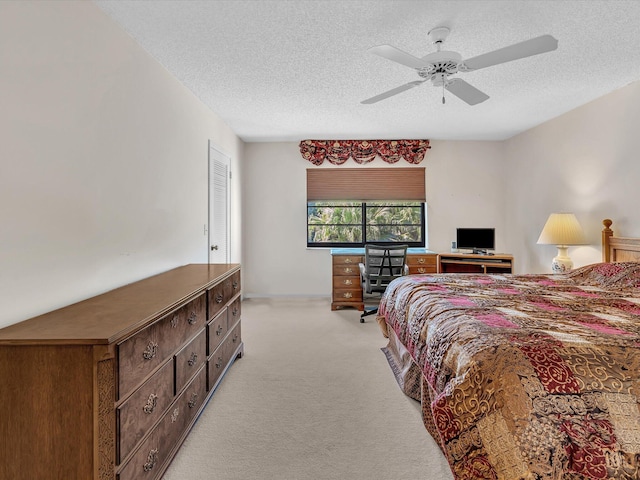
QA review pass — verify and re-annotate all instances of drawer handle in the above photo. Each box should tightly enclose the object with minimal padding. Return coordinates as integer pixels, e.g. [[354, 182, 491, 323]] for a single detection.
[[343, 292, 353, 299], [232, 334, 238, 344], [343, 279, 352, 286], [188, 392, 198, 409], [417, 268, 427, 274], [344, 258, 353, 264], [170, 315, 178, 328], [215, 293, 223, 304], [232, 280, 239, 290], [188, 352, 198, 366], [143, 448, 158, 472], [188, 312, 198, 325], [143, 393, 158, 414], [142, 341, 158, 360], [418, 258, 425, 264], [232, 307, 239, 317], [171, 408, 180, 423], [215, 357, 223, 369], [216, 325, 223, 336], [343, 267, 353, 274]]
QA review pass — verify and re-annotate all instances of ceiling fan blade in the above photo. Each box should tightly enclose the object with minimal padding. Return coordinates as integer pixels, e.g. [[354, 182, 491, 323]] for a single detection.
[[444, 78, 489, 105], [368, 45, 428, 69], [462, 34, 558, 71], [361, 80, 426, 104]]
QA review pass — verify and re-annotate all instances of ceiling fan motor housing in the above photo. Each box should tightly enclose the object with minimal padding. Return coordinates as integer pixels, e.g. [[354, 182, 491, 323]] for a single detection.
[[418, 51, 462, 84]]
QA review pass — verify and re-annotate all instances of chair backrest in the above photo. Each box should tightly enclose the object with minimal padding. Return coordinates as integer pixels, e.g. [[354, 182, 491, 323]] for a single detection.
[[362, 244, 408, 294]]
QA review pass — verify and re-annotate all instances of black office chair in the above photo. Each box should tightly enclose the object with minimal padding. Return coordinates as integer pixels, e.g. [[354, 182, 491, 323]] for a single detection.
[[359, 244, 408, 323]]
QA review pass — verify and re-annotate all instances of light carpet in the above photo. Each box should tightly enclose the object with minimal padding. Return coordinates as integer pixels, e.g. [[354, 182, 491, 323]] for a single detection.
[[162, 297, 453, 480]]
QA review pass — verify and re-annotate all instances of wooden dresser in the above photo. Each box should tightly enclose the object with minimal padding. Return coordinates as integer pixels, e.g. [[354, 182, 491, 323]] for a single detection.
[[0, 264, 243, 480], [331, 249, 437, 310]]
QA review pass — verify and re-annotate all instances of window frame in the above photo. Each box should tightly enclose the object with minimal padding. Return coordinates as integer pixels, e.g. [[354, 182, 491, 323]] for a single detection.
[[307, 201, 426, 248]]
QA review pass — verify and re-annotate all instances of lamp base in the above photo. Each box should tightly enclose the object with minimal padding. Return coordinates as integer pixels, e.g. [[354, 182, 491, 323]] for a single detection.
[[551, 246, 573, 274]]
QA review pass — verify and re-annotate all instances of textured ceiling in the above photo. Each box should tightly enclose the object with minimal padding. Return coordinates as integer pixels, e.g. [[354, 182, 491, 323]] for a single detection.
[[93, 0, 640, 142]]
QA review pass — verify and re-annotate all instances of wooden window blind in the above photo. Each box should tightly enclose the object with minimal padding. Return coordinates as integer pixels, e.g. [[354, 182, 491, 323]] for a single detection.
[[306, 167, 425, 201]]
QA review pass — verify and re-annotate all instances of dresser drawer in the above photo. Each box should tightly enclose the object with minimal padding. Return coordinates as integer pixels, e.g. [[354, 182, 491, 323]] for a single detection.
[[175, 329, 206, 393], [117, 366, 207, 480], [226, 322, 242, 360], [208, 271, 241, 320], [208, 343, 226, 392], [207, 308, 228, 355], [207, 322, 241, 392], [227, 297, 241, 328], [117, 294, 205, 399], [225, 270, 241, 301], [117, 360, 174, 465]]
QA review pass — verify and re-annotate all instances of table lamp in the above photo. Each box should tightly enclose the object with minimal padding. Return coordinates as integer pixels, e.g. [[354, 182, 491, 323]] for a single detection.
[[537, 213, 587, 273]]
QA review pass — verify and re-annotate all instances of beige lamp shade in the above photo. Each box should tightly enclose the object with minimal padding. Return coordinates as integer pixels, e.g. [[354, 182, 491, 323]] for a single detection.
[[537, 213, 587, 273], [537, 213, 587, 246]]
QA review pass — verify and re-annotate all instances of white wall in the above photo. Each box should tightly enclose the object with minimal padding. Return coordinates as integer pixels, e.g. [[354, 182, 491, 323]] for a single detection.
[[0, 1, 244, 327], [505, 80, 640, 273], [242, 141, 506, 297]]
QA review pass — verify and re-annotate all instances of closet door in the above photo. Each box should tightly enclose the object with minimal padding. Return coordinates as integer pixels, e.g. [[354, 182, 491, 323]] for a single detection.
[[208, 142, 231, 263]]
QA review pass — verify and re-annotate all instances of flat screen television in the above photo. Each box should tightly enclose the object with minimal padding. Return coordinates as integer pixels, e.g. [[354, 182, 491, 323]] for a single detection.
[[456, 228, 495, 254]]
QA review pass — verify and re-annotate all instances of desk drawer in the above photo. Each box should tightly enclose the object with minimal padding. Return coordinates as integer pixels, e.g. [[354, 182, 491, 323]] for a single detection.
[[333, 264, 360, 276], [407, 254, 437, 274], [333, 275, 360, 289], [332, 287, 363, 302], [333, 255, 362, 266]]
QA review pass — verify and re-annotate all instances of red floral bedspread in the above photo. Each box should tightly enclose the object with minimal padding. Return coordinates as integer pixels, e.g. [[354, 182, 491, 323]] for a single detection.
[[378, 263, 640, 480]]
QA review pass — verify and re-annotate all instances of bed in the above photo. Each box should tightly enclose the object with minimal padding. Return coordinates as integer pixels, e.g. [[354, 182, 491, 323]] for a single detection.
[[377, 219, 640, 479]]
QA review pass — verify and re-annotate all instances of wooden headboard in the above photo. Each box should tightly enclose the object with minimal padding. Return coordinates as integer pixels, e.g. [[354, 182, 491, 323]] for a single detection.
[[602, 219, 640, 262]]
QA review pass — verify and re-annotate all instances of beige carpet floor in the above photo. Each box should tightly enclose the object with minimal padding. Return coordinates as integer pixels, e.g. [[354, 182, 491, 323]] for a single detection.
[[162, 297, 453, 480]]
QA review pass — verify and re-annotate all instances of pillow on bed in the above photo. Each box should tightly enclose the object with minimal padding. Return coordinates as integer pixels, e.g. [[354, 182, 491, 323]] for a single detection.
[[567, 262, 640, 289]]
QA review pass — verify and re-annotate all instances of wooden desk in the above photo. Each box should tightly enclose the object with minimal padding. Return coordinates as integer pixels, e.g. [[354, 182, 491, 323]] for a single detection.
[[438, 253, 514, 273], [331, 249, 437, 311]]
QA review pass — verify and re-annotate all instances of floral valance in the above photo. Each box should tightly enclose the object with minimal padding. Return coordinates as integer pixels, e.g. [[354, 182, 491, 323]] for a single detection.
[[299, 139, 431, 166]]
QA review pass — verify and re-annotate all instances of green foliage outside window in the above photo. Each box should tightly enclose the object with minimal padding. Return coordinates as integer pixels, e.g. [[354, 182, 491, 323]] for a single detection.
[[307, 201, 424, 247]]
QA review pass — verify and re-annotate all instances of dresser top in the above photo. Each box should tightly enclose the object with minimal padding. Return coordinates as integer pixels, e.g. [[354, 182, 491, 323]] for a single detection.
[[0, 264, 240, 346]]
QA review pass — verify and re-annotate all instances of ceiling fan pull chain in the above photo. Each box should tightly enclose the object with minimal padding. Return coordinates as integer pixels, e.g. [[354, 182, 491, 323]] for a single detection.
[[442, 83, 445, 104]]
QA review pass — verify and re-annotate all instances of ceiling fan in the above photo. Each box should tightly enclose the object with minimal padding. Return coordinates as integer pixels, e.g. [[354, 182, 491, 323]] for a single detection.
[[361, 27, 558, 106]]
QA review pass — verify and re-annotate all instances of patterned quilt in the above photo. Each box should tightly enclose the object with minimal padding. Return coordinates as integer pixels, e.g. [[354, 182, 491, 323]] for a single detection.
[[378, 262, 640, 480]]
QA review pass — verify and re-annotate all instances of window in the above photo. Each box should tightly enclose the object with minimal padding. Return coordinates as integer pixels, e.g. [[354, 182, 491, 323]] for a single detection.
[[307, 200, 425, 248], [306, 167, 427, 248]]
